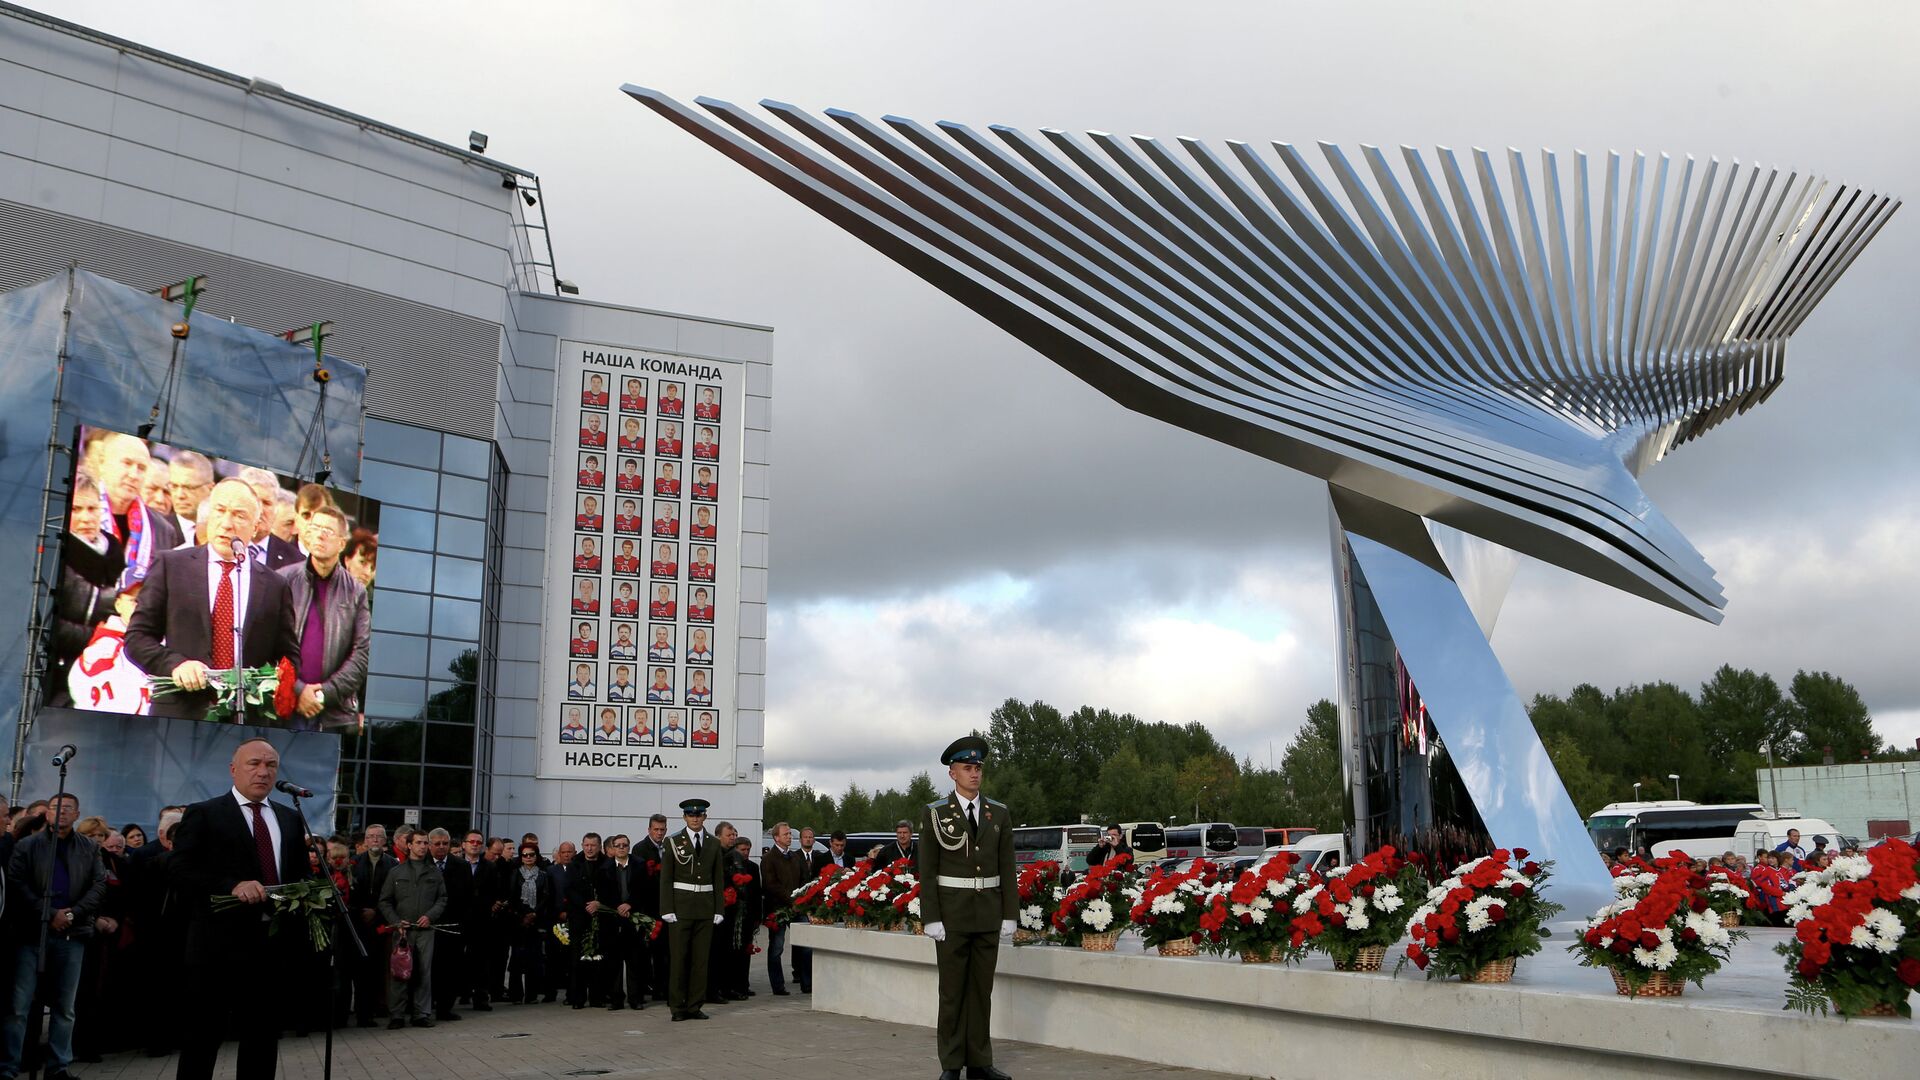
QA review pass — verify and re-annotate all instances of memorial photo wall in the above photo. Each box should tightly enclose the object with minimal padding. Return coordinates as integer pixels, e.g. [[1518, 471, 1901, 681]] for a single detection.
[[540, 341, 743, 783]]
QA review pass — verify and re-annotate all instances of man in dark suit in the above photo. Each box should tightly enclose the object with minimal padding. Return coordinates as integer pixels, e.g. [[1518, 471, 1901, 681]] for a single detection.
[[597, 834, 649, 1010], [564, 835, 610, 1009], [349, 825, 397, 1026], [125, 479, 299, 722], [872, 820, 918, 867], [172, 737, 313, 1080], [543, 842, 576, 1003], [633, 816, 671, 1003], [760, 822, 809, 997], [279, 504, 369, 732], [425, 829, 469, 1022]]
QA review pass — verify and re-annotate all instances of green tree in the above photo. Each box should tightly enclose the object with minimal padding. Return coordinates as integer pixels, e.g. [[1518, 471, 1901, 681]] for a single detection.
[[1787, 670, 1879, 764], [1086, 745, 1181, 824], [837, 781, 874, 831], [1542, 732, 1614, 818], [1174, 752, 1239, 822], [1696, 665, 1790, 803], [1276, 699, 1343, 830]]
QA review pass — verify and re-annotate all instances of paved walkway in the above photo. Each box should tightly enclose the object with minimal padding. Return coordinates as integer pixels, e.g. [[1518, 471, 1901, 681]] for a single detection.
[[79, 964, 1248, 1080]]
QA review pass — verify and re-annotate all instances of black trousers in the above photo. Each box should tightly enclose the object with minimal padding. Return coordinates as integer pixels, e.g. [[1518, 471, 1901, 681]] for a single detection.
[[430, 926, 465, 1014], [567, 916, 609, 1005], [648, 922, 670, 999], [179, 929, 284, 1080], [604, 919, 653, 1005]]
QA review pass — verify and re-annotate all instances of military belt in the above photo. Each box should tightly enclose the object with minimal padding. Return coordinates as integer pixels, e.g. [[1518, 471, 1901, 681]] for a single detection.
[[673, 882, 715, 893], [936, 874, 1001, 890]]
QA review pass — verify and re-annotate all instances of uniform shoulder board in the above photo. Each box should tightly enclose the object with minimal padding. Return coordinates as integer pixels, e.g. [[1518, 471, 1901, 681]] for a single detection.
[[926, 799, 947, 811], [984, 796, 1009, 811]]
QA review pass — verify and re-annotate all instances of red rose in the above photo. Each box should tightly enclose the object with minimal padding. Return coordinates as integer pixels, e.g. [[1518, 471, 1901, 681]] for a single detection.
[[1680, 927, 1698, 944], [1797, 957, 1823, 979], [1521, 861, 1541, 877], [1487, 904, 1507, 923], [1513, 848, 1530, 860], [1898, 957, 1920, 988], [273, 657, 298, 718], [1690, 895, 1709, 913], [723, 887, 738, 906], [1509, 883, 1526, 897], [1408, 945, 1428, 969], [1441, 924, 1459, 943], [1610, 938, 1633, 955], [1638, 931, 1660, 950]]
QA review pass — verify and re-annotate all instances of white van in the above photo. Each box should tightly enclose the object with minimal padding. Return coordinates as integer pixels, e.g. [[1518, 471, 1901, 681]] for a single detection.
[[1733, 816, 1841, 862], [1269, 833, 1347, 876]]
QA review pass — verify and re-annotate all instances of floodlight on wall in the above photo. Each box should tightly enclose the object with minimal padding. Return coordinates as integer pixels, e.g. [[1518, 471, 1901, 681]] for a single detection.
[[522, 190, 537, 206], [469, 130, 489, 154], [501, 174, 518, 191], [556, 280, 580, 295]]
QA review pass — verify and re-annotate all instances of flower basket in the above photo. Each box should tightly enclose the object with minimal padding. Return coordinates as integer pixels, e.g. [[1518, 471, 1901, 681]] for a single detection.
[[843, 919, 869, 930], [1333, 944, 1387, 972], [1404, 849, 1562, 981], [1609, 968, 1684, 997], [1777, 837, 1920, 1019], [1213, 851, 1309, 963], [1463, 956, 1516, 983], [1292, 846, 1426, 972], [1051, 854, 1133, 947], [1080, 929, 1123, 952], [850, 859, 916, 931], [904, 919, 923, 935], [1011, 928, 1042, 945], [1239, 942, 1284, 964], [1016, 860, 1064, 944], [1128, 858, 1230, 953], [1156, 937, 1200, 957]]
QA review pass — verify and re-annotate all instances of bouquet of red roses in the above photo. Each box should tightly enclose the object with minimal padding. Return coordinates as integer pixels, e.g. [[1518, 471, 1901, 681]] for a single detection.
[[1051, 853, 1133, 946], [1569, 855, 1742, 996], [1293, 846, 1424, 970], [1778, 837, 1920, 1018], [851, 858, 916, 929], [1015, 860, 1063, 942], [1212, 851, 1312, 963], [151, 657, 298, 723], [1404, 848, 1561, 981], [1127, 859, 1229, 952]]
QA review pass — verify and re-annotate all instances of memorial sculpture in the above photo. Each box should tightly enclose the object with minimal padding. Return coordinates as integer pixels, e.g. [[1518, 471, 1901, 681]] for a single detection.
[[625, 87, 1896, 906]]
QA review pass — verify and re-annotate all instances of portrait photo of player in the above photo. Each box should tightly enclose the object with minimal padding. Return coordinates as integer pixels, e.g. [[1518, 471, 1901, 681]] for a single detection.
[[659, 709, 687, 747], [646, 666, 674, 704], [566, 662, 597, 700], [571, 576, 600, 615], [651, 542, 678, 580], [655, 419, 683, 458], [560, 706, 589, 744], [593, 706, 622, 744], [647, 623, 675, 662], [619, 376, 648, 414], [654, 460, 680, 497], [573, 535, 601, 573], [607, 663, 636, 703], [689, 546, 715, 583], [691, 711, 719, 747], [688, 586, 713, 624], [615, 456, 645, 493], [609, 621, 637, 660], [686, 627, 713, 665], [692, 465, 716, 502], [652, 500, 679, 538], [611, 581, 638, 618], [694, 384, 721, 421], [650, 583, 676, 620], [612, 538, 641, 577], [690, 504, 715, 541], [575, 493, 603, 531], [576, 452, 605, 489], [693, 426, 719, 462], [578, 411, 607, 449], [614, 497, 642, 534], [626, 706, 655, 746], [581, 371, 609, 407], [617, 415, 645, 454], [686, 668, 712, 706], [657, 380, 685, 418], [569, 620, 598, 659]]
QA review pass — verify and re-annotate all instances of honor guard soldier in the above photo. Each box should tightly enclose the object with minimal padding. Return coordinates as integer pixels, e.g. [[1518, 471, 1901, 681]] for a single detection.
[[918, 736, 1016, 1080], [660, 798, 725, 1021]]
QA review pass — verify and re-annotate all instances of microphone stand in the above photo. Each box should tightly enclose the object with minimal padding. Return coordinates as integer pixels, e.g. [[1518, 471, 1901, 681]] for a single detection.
[[226, 544, 246, 723], [28, 753, 71, 1080], [290, 789, 362, 1080]]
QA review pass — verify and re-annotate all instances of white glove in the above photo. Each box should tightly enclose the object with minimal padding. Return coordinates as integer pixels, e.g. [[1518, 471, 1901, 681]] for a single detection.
[[713, 914, 725, 925], [924, 921, 946, 942], [661, 913, 678, 924], [1000, 920, 1016, 937]]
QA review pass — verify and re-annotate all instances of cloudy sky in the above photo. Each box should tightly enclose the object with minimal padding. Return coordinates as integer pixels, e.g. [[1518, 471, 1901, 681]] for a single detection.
[[37, 1, 1920, 792]]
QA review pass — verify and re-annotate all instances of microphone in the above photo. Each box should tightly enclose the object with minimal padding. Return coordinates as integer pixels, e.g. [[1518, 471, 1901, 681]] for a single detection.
[[275, 779, 314, 799], [50, 745, 77, 767], [229, 536, 248, 561]]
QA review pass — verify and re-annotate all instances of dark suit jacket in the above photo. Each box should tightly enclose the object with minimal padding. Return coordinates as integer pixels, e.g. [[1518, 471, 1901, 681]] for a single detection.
[[564, 857, 606, 929], [171, 792, 311, 965], [598, 857, 648, 920], [434, 857, 472, 931], [124, 546, 300, 720], [871, 840, 916, 867], [279, 561, 370, 729], [350, 850, 398, 941], [264, 535, 304, 572], [632, 837, 667, 917]]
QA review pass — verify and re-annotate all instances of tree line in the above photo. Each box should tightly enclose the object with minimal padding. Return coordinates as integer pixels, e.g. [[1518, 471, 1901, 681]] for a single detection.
[[761, 666, 1903, 834]]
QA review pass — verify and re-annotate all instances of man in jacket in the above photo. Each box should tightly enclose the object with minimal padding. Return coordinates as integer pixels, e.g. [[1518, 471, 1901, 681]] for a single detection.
[[349, 825, 397, 1026], [759, 822, 809, 996], [378, 831, 446, 1029], [659, 799, 725, 1022], [632, 816, 671, 1004], [425, 829, 468, 1022], [598, 835, 649, 1010], [278, 504, 370, 732], [1, 793, 106, 1080], [564, 835, 609, 1009]]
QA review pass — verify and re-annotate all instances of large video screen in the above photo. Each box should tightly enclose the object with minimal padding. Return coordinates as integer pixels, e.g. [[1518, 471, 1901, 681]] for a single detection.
[[43, 425, 381, 732]]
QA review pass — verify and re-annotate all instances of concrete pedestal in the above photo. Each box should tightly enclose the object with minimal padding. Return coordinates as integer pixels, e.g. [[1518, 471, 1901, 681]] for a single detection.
[[792, 924, 1913, 1079]]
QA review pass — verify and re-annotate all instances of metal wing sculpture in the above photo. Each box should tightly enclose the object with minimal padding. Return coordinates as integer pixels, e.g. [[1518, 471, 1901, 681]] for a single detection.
[[624, 86, 1896, 623]]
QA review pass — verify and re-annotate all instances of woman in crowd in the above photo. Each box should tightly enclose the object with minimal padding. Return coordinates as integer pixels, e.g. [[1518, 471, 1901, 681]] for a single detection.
[[504, 842, 555, 1004], [120, 822, 146, 850], [71, 817, 131, 1060]]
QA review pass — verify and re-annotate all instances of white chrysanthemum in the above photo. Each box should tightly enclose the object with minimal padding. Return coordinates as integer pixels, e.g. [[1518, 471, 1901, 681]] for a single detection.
[[1345, 910, 1370, 931], [1019, 904, 1045, 930], [1249, 908, 1268, 925], [1150, 894, 1184, 915], [1376, 890, 1405, 913], [1082, 898, 1114, 932], [1293, 885, 1323, 914], [1652, 942, 1678, 970], [1832, 857, 1872, 882], [1265, 878, 1289, 898], [1903, 883, 1920, 902], [1463, 895, 1496, 934], [1252, 895, 1273, 912], [1856, 908, 1903, 953], [907, 896, 921, 918]]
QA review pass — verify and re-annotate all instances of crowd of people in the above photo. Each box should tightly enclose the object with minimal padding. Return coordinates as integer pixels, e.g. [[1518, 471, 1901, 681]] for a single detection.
[[1600, 827, 1868, 923], [0, 784, 889, 1079]]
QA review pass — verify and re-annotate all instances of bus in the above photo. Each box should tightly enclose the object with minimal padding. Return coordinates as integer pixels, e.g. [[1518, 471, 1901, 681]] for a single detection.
[[1264, 827, 1318, 849], [1011, 824, 1102, 873], [1161, 822, 1237, 862], [1586, 801, 1765, 859], [1120, 821, 1166, 858]]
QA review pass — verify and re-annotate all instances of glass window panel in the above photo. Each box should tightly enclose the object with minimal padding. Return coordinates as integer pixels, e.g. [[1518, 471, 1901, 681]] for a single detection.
[[361, 461, 438, 510], [421, 809, 471, 836], [368, 719, 425, 762], [425, 683, 476, 726], [422, 766, 473, 809], [336, 762, 362, 801], [364, 675, 425, 719], [367, 764, 420, 807], [374, 550, 434, 595], [435, 515, 483, 559], [424, 724, 476, 767], [370, 591, 430, 635], [438, 474, 487, 519], [368, 632, 428, 678], [430, 597, 481, 641], [442, 435, 491, 478], [377, 507, 437, 551], [430, 638, 478, 682], [434, 555, 482, 599], [364, 419, 442, 466]]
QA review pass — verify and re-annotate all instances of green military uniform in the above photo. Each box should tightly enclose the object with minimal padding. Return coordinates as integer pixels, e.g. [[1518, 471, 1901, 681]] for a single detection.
[[660, 799, 726, 1020], [917, 737, 1017, 1079]]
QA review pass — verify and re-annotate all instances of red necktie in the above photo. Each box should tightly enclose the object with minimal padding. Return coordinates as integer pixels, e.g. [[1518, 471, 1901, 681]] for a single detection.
[[250, 802, 279, 886], [212, 559, 238, 669]]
